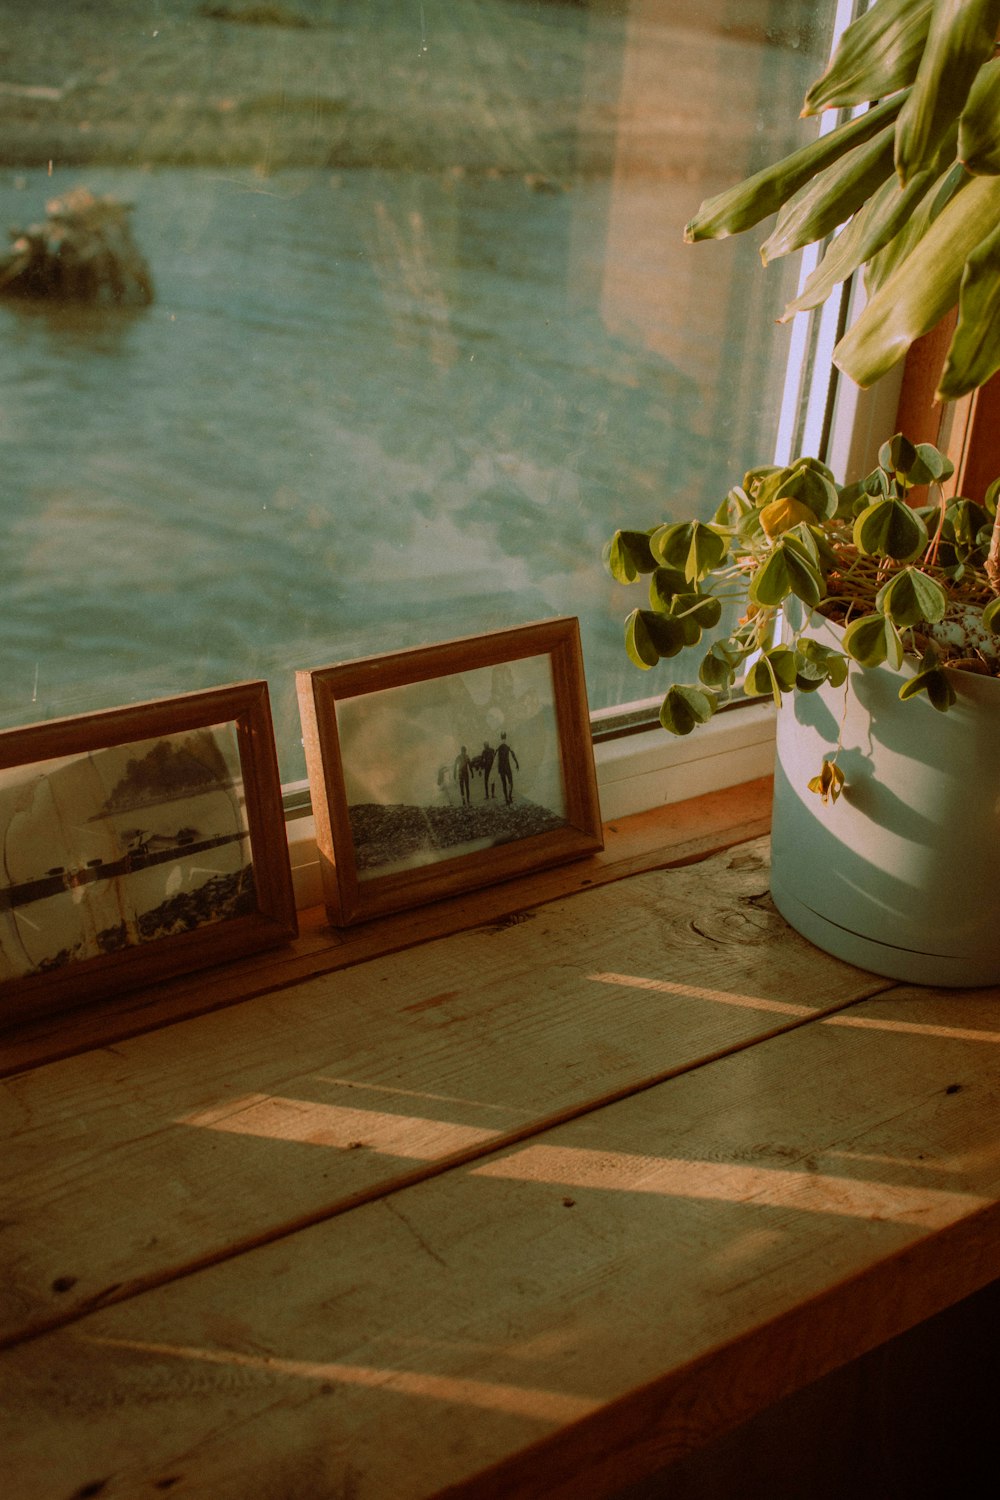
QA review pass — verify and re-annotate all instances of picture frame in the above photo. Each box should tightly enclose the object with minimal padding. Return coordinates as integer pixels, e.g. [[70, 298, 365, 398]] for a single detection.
[[0, 681, 297, 1026], [297, 617, 604, 925]]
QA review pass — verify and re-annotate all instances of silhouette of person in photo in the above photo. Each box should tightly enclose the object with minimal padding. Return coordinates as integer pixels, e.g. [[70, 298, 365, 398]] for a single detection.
[[454, 745, 472, 806], [479, 740, 496, 799], [495, 731, 519, 806]]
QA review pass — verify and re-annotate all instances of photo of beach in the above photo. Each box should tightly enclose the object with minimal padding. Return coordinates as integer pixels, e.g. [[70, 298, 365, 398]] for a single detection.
[[336, 652, 567, 880], [0, 723, 254, 984]]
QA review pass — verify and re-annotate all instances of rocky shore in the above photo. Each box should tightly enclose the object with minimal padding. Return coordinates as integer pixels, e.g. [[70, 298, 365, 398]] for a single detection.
[[350, 799, 566, 872], [0, 1, 814, 177], [0, 0, 624, 177]]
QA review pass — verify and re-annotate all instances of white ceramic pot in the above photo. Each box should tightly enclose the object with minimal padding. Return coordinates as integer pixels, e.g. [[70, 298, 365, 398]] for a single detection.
[[770, 615, 1000, 987]]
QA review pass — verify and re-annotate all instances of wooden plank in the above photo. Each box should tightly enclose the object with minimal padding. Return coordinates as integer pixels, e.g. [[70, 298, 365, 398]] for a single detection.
[[0, 837, 890, 1350], [2, 985, 998, 1500], [0, 777, 773, 1075]]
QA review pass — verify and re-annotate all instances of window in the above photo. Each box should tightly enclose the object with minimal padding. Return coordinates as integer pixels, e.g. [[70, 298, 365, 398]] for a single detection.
[[1, 1, 840, 794]]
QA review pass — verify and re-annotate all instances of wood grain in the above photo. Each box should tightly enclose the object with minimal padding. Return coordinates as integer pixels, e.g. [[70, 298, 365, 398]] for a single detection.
[[2, 986, 998, 1500], [0, 777, 774, 1075], [0, 837, 892, 1350]]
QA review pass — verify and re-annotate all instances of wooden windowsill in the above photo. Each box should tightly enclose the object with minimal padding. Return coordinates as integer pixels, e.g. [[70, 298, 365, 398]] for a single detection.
[[0, 776, 773, 1078], [2, 808, 999, 1498]]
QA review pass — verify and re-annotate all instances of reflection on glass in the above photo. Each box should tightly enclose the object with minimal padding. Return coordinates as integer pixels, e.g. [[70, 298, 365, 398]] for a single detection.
[[0, 1, 834, 780]]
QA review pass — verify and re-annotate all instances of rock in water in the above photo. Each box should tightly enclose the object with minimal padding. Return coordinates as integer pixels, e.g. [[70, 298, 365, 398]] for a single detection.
[[0, 187, 154, 306]]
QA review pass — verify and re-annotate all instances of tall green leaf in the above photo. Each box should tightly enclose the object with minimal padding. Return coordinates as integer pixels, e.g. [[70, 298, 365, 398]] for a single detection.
[[958, 55, 1000, 172], [684, 93, 907, 242], [938, 219, 1000, 397], [835, 170, 1000, 386], [780, 158, 944, 318], [804, 0, 934, 113], [761, 121, 897, 263], [864, 159, 964, 293], [894, 0, 1000, 183]]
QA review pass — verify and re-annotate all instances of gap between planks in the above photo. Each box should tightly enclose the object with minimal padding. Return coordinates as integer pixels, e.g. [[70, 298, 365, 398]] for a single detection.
[[1, 970, 895, 1350]]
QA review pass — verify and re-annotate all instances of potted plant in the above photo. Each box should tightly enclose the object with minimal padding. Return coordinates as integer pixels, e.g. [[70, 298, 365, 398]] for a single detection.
[[606, 0, 1000, 985]]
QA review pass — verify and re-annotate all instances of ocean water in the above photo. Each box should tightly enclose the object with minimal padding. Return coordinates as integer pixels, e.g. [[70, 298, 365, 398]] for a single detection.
[[0, 163, 792, 781]]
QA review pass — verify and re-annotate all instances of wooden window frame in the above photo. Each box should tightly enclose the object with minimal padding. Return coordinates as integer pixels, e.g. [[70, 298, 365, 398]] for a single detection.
[[895, 314, 1000, 503]]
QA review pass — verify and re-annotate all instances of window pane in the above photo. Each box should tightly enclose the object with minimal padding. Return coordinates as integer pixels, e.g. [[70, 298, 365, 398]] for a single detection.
[[0, 0, 835, 781]]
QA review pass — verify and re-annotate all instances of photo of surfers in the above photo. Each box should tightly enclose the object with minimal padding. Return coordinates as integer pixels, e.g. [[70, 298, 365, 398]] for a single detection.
[[0, 724, 254, 984], [336, 654, 569, 879]]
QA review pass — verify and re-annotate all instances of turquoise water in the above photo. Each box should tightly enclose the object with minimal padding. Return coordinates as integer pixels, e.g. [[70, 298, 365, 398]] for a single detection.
[[0, 164, 790, 780]]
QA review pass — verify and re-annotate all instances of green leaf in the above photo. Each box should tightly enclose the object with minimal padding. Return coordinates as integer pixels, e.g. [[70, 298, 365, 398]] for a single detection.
[[776, 463, 841, 520], [842, 612, 905, 668], [958, 55, 1000, 173], [604, 529, 657, 583], [946, 496, 991, 550], [983, 596, 1000, 632], [875, 566, 949, 625], [684, 93, 907, 242], [836, 171, 1000, 386], [937, 218, 1000, 399], [864, 159, 964, 295], [911, 441, 955, 484], [625, 608, 685, 669], [651, 520, 728, 584], [744, 646, 799, 707], [713, 484, 753, 527], [761, 120, 897, 263], [780, 160, 945, 319], [647, 565, 693, 611], [879, 432, 918, 475], [659, 684, 718, 736], [895, 0, 1000, 183], [853, 496, 929, 560], [899, 665, 957, 710], [804, 0, 933, 114], [699, 640, 745, 689], [671, 592, 723, 630], [751, 537, 825, 610], [794, 637, 849, 691]]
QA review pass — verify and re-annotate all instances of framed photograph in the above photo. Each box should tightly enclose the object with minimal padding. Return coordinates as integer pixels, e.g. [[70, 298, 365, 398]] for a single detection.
[[0, 682, 297, 1026], [297, 617, 603, 925]]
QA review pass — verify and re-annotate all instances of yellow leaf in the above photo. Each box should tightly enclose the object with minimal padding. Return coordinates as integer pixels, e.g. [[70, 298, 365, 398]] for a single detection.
[[759, 497, 816, 538]]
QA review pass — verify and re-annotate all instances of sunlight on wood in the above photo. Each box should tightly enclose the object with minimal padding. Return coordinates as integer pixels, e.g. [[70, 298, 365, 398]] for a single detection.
[[84, 1337, 601, 1423], [470, 1144, 988, 1226], [180, 1094, 502, 1158], [589, 971, 816, 1017], [823, 1014, 1000, 1043], [314, 1076, 529, 1117]]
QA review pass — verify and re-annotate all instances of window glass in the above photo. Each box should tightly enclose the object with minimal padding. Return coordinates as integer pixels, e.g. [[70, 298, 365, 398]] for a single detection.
[[0, 0, 835, 782]]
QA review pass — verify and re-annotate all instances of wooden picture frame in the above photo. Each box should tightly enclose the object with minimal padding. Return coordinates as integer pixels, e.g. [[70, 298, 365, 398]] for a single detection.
[[297, 618, 604, 925], [0, 681, 297, 1026]]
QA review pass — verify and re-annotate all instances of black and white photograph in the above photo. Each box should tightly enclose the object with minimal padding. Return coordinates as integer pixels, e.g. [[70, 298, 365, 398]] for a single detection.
[[0, 724, 251, 983], [0, 682, 297, 1021], [338, 653, 567, 879], [298, 618, 604, 925]]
